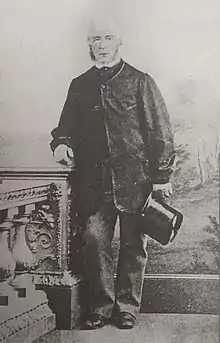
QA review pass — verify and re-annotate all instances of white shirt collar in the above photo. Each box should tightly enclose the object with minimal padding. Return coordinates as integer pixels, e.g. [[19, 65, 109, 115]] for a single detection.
[[94, 57, 122, 69]]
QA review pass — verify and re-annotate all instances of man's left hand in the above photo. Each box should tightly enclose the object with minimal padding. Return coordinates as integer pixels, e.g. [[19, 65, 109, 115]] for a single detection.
[[152, 182, 173, 198]]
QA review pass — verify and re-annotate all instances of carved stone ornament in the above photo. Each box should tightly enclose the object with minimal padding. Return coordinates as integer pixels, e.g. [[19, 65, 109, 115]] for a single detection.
[[0, 185, 51, 203], [24, 182, 71, 273], [33, 271, 79, 287], [24, 196, 61, 271], [47, 182, 72, 270]]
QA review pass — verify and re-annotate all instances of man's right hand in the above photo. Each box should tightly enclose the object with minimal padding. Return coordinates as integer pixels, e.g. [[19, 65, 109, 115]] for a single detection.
[[54, 144, 74, 166]]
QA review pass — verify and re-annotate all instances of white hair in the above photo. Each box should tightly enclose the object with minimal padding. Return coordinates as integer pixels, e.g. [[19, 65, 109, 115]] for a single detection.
[[87, 14, 122, 41]]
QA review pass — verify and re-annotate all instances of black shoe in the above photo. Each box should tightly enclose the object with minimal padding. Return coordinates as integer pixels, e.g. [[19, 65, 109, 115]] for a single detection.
[[112, 312, 136, 329], [82, 313, 106, 330]]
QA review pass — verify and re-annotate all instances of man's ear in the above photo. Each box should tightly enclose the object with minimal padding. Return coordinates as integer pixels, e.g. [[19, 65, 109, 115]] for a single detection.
[[118, 38, 123, 48], [116, 38, 123, 52]]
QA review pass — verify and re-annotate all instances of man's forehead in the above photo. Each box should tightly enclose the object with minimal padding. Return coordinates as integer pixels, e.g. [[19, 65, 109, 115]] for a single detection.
[[87, 18, 121, 39]]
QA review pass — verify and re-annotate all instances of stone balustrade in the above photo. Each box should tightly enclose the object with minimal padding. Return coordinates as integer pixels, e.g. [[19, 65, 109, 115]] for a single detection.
[[0, 167, 80, 342]]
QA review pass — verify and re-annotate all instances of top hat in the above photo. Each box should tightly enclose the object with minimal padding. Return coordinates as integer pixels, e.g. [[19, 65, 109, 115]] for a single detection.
[[138, 193, 183, 245]]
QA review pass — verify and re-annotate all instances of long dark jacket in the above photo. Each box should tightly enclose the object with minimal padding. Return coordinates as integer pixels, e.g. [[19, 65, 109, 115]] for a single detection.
[[50, 60, 175, 214]]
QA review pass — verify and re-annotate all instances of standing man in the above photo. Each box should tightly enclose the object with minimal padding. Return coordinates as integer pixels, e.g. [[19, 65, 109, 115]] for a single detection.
[[50, 20, 175, 329]]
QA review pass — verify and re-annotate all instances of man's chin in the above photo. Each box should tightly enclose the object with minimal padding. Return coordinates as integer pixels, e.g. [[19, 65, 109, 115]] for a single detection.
[[96, 58, 111, 65]]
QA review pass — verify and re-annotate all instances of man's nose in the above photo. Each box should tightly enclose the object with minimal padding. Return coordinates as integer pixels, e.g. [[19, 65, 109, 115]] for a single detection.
[[98, 39, 108, 49]]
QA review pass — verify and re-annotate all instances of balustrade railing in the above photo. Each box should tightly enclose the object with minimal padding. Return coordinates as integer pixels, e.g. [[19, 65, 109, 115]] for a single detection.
[[0, 167, 79, 341]]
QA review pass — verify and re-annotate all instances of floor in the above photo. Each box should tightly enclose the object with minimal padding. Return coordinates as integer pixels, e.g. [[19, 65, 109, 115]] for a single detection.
[[35, 313, 219, 343]]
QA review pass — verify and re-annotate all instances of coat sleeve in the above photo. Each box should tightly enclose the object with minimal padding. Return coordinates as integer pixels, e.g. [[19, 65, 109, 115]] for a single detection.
[[139, 74, 175, 184], [50, 79, 76, 152]]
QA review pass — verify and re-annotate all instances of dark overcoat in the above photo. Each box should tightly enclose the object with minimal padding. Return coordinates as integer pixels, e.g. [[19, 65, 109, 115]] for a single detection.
[[50, 61, 175, 214]]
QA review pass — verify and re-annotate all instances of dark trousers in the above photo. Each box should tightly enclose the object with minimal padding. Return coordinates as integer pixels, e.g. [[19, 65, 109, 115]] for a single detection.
[[80, 190, 148, 319]]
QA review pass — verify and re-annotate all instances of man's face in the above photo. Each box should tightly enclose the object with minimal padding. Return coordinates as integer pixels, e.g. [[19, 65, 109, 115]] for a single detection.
[[88, 28, 122, 65]]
